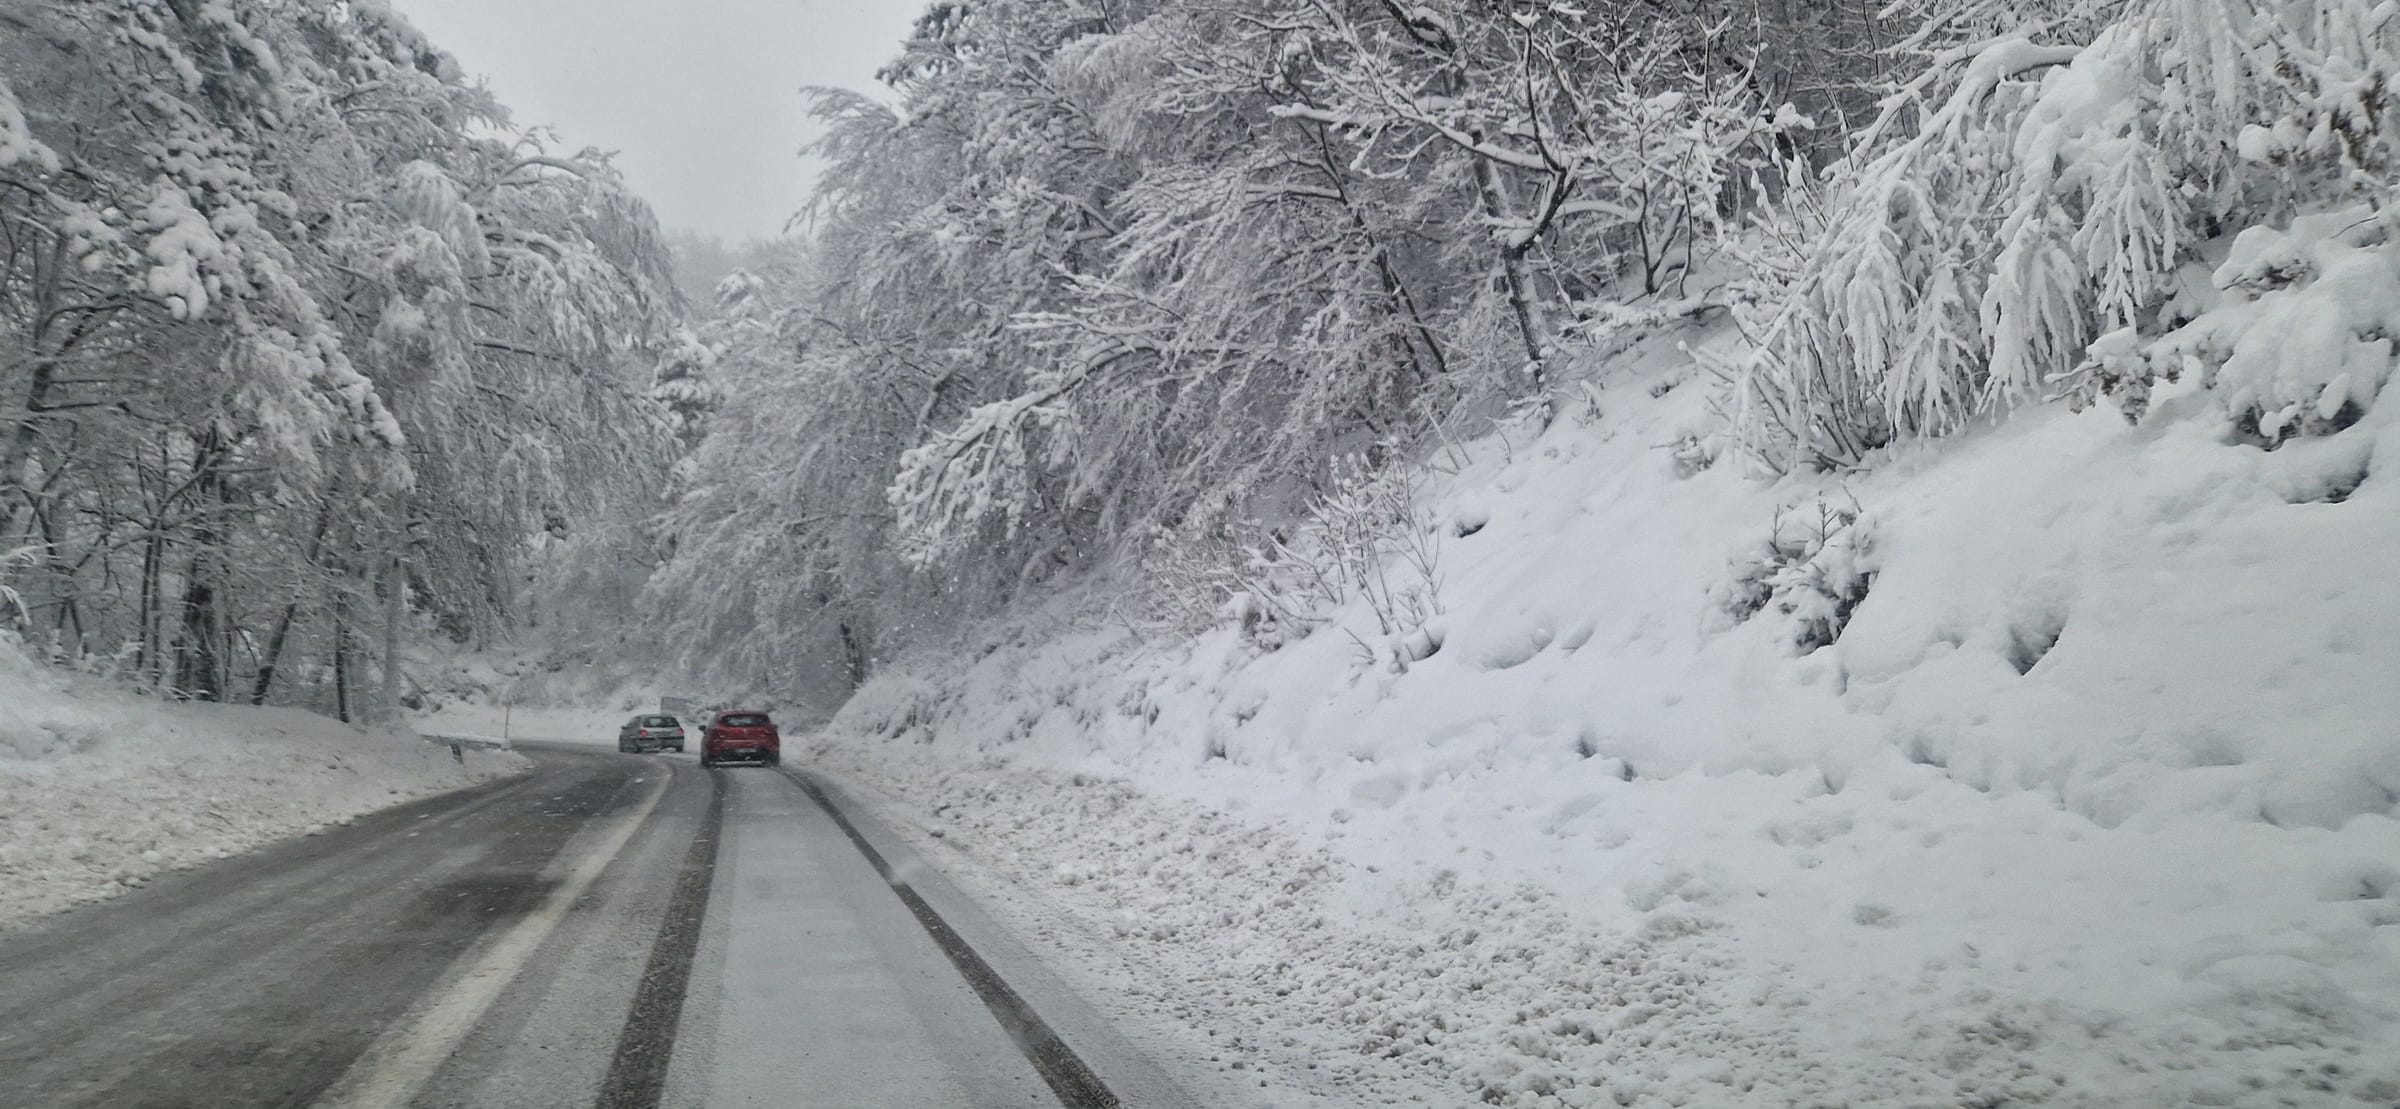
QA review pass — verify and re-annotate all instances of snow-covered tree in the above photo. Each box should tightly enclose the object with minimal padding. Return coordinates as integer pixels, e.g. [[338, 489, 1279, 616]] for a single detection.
[[650, 0, 1908, 694], [0, 0, 680, 712], [1730, 0, 2398, 471]]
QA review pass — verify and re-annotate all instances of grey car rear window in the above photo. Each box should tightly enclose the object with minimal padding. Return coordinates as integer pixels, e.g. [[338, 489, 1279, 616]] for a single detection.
[[641, 715, 678, 727]]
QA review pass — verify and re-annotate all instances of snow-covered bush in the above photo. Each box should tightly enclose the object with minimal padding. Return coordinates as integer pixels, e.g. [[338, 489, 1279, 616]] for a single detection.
[[0, 544, 35, 629], [1144, 454, 1444, 664], [2069, 204, 2398, 445], [1731, 0, 2400, 470], [1716, 496, 1877, 654]]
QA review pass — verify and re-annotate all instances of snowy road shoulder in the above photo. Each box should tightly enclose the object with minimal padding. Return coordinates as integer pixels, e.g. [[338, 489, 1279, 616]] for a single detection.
[[797, 751, 1334, 1109], [0, 644, 529, 930]]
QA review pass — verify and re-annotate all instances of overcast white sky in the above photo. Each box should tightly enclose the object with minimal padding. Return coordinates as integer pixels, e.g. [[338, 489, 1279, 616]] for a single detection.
[[395, 0, 926, 243]]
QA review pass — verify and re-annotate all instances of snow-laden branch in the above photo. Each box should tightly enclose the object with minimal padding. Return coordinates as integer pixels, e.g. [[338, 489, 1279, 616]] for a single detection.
[[1269, 102, 1555, 172]]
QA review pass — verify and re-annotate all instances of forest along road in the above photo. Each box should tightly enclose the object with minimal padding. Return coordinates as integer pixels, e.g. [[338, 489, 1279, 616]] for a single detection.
[[0, 742, 1190, 1109]]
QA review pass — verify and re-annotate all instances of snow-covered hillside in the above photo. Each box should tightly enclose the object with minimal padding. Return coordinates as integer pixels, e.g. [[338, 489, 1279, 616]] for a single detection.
[[0, 641, 527, 930], [806, 299, 2400, 1105]]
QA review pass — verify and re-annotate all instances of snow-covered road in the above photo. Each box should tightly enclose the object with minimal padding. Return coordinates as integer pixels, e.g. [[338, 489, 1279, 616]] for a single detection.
[[0, 743, 1188, 1108], [662, 768, 1054, 1107]]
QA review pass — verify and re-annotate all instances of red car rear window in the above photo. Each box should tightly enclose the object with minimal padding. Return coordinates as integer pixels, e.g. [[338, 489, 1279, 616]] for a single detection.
[[717, 713, 770, 727]]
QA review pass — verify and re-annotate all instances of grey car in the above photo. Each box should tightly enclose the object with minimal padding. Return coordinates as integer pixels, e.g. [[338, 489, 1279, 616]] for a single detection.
[[616, 714, 686, 753]]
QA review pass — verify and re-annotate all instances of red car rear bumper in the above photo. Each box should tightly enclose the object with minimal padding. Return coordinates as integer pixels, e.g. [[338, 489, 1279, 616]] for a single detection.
[[704, 744, 778, 762]]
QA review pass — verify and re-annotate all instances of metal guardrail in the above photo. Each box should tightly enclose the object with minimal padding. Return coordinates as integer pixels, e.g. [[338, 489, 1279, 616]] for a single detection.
[[418, 733, 513, 763]]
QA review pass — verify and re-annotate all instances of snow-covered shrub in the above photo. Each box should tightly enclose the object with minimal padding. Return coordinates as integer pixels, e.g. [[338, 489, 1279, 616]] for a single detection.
[[0, 544, 35, 629], [1717, 497, 1876, 654], [1731, 0, 2400, 471], [1145, 455, 1444, 663], [1138, 528, 1276, 639], [1293, 456, 1444, 643], [2067, 205, 2398, 446]]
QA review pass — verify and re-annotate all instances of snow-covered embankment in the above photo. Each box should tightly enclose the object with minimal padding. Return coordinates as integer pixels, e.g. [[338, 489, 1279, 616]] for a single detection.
[[806, 304, 2400, 1106]]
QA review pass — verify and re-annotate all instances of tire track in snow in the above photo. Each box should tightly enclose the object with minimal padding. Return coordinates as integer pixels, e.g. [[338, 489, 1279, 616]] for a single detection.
[[597, 765, 727, 1109]]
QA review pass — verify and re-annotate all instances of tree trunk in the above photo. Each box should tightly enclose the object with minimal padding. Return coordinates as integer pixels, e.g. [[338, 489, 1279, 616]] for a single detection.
[[0, 238, 69, 548], [331, 586, 352, 724], [250, 599, 298, 706], [172, 558, 220, 700], [1471, 153, 1555, 424], [1380, 17, 1557, 423], [251, 501, 335, 705], [172, 428, 226, 701], [0, 370, 52, 551], [378, 546, 403, 722], [138, 526, 163, 685], [837, 616, 871, 690]]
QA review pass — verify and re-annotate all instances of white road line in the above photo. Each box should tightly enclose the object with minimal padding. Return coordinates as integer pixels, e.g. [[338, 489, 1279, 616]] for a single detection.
[[312, 769, 671, 1109]]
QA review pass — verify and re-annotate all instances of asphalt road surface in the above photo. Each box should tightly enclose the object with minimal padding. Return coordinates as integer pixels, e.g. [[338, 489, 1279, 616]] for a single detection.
[[0, 743, 1195, 1109]]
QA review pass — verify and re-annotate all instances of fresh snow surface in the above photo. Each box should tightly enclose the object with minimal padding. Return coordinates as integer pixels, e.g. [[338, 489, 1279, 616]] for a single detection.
[[808, 302, 2400, 1105], [0, 641, 528, 930]]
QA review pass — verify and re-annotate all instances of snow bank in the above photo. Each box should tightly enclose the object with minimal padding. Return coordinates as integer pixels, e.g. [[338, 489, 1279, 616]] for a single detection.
[[0, 641, 528, 930], [811, 294, 2400, 1104]]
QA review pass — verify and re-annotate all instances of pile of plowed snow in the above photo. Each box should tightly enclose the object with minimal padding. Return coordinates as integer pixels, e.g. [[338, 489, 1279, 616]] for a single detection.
[[0, 642, 527, 929], [809, 298, 2400, 1105]]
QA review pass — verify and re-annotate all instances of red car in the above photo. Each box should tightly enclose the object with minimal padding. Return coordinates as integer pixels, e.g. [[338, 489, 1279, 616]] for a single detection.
[[700, 711, 780, 768]]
